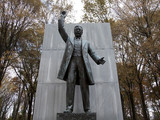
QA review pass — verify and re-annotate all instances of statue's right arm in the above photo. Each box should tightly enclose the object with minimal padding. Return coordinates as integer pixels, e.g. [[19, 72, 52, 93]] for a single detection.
[[58, 16, 68, 42]]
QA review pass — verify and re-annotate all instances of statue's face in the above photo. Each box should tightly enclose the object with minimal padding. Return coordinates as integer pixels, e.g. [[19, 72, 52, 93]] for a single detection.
[[74, 26, 83, 38]]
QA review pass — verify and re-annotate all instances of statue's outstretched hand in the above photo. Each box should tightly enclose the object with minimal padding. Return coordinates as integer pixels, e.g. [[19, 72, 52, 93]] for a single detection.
[[98, 57, 106, 65]]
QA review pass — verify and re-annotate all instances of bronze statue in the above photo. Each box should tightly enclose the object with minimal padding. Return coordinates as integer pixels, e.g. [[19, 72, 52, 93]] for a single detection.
[[57, 11, 105, 113]]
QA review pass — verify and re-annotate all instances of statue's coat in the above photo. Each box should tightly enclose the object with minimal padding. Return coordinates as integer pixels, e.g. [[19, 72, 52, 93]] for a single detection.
[[57, 17, 100, 85]]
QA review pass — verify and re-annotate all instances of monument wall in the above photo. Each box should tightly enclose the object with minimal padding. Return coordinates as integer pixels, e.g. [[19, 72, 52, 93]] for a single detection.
[[33, 23, 123, 120]]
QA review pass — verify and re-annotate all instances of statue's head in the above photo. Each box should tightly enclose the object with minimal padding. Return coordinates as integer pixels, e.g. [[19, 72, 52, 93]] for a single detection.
[[74, 25, 83, 38]]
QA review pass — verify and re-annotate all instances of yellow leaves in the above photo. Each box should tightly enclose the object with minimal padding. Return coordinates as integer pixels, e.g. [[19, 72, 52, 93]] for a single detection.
[[96, 0, 106, 6], [36, 28, 44, 35], [82, 0, 110, 23], [2, 76, 21, 94]]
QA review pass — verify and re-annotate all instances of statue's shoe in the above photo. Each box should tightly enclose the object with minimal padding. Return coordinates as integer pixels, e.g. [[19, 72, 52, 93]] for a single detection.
[[64, 109, 72, 113], [85, 109, 91, 113]]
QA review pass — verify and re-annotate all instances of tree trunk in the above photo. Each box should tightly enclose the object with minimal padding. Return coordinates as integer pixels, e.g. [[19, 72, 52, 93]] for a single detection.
[[120, 93, 126, 119], [0, 68, 4, 86], [22, 98, 28, 120], [1, 103, 8, 120], [129, 92, 136, 120], [27, 93, 33, 120], [10, 85, 23, 120], [12, 102, 16, 120], [138, 82, 150, 120]]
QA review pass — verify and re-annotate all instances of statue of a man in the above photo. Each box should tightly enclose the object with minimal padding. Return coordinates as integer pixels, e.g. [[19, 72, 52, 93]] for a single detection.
[[57, 11, 105, 113]]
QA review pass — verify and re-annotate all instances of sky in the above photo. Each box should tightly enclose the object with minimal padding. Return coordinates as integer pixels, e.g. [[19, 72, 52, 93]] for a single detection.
[[71, 0, 84, 23]]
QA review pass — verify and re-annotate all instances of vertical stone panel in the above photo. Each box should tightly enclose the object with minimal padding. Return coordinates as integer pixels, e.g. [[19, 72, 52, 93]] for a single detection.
[[33, 23, 123, 120]]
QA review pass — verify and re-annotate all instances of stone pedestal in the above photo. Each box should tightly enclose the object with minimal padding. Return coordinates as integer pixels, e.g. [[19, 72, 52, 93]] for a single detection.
[[33, 23, 123, 120], [57, 113, 96, 120]]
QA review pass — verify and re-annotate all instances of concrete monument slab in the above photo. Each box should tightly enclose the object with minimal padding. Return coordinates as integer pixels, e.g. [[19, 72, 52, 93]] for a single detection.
[[33, 23, 123, 120]]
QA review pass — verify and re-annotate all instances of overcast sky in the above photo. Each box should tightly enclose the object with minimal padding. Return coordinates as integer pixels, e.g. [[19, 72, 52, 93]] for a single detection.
[[72, 0, 84, 23]]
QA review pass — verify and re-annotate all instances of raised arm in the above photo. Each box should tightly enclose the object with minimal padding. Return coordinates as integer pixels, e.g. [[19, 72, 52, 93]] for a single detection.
[[58, 11, 68, 42]]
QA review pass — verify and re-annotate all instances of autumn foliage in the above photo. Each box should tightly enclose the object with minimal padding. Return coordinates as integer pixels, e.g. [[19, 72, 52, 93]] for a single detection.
[[82, 0, 160, 120], [0, 0, 159, 120], [0, 0, 72, 120]]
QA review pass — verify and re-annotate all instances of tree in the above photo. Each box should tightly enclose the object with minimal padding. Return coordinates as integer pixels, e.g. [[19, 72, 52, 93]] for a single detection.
[[11, 25, 43, 120], [82, 0, 114, 23], [82, 0, 160, 119], [40, 0, 73, 24], [0, 73, 17, 120], [0, 0, 42, 86], [0, 0, 74, 119], [111, 0, 160, 119], [7, 1, 73, 119]]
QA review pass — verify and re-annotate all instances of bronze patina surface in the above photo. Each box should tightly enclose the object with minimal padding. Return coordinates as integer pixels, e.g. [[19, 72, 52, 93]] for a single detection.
[[57, 11, 105, 113]]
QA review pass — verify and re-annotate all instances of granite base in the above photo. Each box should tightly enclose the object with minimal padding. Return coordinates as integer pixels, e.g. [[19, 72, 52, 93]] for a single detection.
[[57, 113, 96, 120]]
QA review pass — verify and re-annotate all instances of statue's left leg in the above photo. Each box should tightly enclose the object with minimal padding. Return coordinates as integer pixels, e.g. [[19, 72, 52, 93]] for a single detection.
[[77, 57, 90, 113]]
